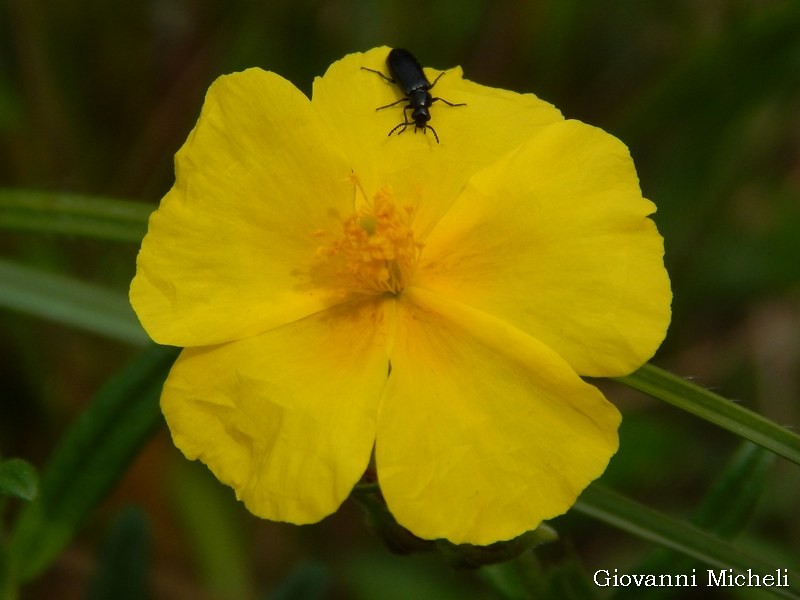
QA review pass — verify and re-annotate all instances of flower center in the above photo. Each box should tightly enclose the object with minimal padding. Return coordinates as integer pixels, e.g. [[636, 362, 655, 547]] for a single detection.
[[315, 189, 421, 296]]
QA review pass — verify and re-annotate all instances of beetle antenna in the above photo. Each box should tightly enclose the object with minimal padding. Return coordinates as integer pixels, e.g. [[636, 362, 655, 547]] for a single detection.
[[427, 125, 440, 144]]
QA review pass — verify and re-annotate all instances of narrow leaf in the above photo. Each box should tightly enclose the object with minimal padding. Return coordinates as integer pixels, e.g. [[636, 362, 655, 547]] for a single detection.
[[575, 484, 800, 599], [0, 258, 148, 346], [8, 345, 177, 583], [172, 463, 254, 599], [0, 189, 151, 243], [543, 555, 602, 600], [478, 553, 545, 600], [617, 363, 800, 466], [267, 562, 330, 600], [0, 458, 39, 501], [86, 507, 150, 600], [609, 443, 776, 600], [692, 442, 775, 534], [0, 545, 12, 600]]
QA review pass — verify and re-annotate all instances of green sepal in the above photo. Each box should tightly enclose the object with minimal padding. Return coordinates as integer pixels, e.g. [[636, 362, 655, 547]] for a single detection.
[[351, 482, 557, 567], [351, 483, 436, 555], [436, 525, 558, 569]]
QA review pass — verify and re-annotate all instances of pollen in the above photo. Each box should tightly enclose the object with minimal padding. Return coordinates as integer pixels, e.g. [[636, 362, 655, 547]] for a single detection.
[[316, 189, 422, 296]]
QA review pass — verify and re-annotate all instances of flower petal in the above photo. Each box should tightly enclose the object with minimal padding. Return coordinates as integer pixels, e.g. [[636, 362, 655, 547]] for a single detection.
[[161, 299, 389, 524], [312, 47, 563, 238], [377, 288, 620, 545], [416, 119, 672, 376], [131, 68, 355, 346]]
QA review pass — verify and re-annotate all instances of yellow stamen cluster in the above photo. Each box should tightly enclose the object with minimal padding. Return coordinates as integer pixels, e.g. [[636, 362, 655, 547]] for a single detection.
[[316, 190, 421, 295]]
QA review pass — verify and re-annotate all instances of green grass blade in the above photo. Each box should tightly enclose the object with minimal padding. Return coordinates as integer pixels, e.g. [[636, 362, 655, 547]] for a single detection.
[[0, 545, 12, 600], [617, 363, 800, 466], [7, 345, 177, 584], [0, 258, 147, 346], [478, 553, 545, 600], [0, 189, 151, 243], [691, 442, 776, 534], [575, 484, 800, 599], [266, 561, 330, 600], [609, 443, 776, 600], [171, 463, 254, 599], [86, 508, 150, 600]]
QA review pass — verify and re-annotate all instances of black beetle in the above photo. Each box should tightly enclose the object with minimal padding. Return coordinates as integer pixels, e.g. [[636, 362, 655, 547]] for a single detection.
[[362, 48, 465, 143]]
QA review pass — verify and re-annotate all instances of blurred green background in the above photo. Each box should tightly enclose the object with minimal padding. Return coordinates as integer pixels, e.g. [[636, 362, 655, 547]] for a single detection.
[[1, 1, 799, 599]]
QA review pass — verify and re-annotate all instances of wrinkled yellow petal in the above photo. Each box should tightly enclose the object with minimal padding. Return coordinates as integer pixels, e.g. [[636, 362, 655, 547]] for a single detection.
[[132, 47, 672, 545], [162, 299, 390, 524], [377, 288, 620, 545], [313, 47, 563, 238], [131, 68, 355, 347], [416, 119, 671, 376]]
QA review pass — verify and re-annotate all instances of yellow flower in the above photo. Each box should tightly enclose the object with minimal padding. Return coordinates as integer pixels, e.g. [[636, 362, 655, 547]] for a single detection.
[[130, 47, 671, 545]]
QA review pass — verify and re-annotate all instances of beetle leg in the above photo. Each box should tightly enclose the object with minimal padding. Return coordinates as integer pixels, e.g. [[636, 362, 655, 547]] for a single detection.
[[375, 97, 408, 111], [431, 96, 466, 107], [428, 71, 446, 88], [387, 105, 413, 137], [428, 70, 466, 108], [360, 66, 396, 84]]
